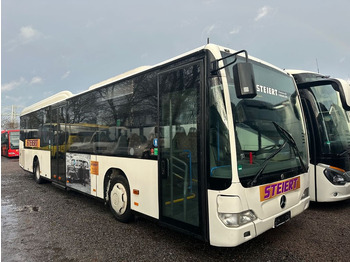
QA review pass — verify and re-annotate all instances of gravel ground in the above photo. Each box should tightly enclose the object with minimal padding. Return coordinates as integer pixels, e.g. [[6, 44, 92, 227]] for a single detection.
[[1, 156, 349, 262]]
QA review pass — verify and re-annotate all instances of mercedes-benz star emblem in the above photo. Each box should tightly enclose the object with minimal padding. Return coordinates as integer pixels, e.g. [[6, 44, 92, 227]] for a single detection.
[[280, 195, 286, 208]]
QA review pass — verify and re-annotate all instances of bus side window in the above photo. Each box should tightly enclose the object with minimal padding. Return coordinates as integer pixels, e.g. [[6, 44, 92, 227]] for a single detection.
[[113, 130, 128, 156]]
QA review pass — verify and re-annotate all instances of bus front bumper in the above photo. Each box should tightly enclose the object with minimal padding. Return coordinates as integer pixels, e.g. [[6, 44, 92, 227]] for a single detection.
[[208, 194, 310, 247]]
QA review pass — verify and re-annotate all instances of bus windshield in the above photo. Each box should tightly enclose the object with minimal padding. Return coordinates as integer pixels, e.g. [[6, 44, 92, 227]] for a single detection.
[[310, 84, 350, 156], [216, 53, 308, 187], [9, 131, 20, 149]]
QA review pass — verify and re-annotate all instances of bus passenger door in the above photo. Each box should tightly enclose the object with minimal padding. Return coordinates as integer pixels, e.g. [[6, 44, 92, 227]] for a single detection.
[[158, 61, 203, 233], [51, 107, 66, 185]]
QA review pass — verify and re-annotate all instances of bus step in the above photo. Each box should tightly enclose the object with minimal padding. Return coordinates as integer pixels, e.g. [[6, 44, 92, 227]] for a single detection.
[[165, 193, 196, 205], [52, 182, 67, 190]]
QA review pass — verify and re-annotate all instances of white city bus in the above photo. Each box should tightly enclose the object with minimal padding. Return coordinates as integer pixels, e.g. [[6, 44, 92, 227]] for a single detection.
[[19, 44, 310, 247], [287, 70, 350, 202]]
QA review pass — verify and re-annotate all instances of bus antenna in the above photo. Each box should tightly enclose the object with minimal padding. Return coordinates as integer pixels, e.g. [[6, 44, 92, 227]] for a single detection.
[[316, 58, 320, 73], [207, 38, 210, 44]]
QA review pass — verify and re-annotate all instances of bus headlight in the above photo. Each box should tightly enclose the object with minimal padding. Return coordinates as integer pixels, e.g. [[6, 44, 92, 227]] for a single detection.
[[218, 210, 257, 227], [323, 167, 348, 185]]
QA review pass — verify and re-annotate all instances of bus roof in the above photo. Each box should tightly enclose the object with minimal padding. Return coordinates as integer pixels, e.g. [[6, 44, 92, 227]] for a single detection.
[[21, 91, 73, 116], [87, 45, 209, 92], [88, 44, 289, 91], [21, 44, 290, 116], [286, 69, 350, 109], [286, 69, 321, 75], [88, 66, 152, 90]]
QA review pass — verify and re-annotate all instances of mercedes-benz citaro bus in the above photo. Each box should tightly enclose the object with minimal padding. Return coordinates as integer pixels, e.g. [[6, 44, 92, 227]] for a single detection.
[[19, 44, 310, 247], [287, 70, 350, 202]]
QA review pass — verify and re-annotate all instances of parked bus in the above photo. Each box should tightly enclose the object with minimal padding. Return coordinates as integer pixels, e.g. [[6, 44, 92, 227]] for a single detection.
[[1, 129, 20, 157], [19, 44, 310, 247], [287, 70, 350, 202]]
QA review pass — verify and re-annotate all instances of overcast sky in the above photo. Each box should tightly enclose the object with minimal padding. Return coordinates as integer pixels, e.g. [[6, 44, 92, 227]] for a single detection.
[[2, 0, 350, 113]]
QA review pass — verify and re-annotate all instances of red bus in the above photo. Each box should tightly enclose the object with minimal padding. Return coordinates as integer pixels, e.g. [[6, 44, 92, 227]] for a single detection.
[[1, 130, 20, 157]]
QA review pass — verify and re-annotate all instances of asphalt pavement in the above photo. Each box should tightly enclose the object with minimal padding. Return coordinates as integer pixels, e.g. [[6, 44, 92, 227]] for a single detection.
[[1, 156, 349, 261]]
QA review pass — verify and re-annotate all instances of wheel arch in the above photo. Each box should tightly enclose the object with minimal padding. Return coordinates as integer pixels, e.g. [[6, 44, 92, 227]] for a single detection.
[[33, 155, 39, 171], [32, 154, 44, 184], [104, 168, 128, 202]]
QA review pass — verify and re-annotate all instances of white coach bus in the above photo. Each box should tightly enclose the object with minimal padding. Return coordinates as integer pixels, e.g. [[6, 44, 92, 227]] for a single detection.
[[19, 44, 310, 247], [287, 70, 350, 202]]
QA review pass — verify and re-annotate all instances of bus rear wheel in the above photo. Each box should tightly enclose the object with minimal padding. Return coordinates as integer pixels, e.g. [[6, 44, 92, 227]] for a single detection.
[[108, 175, 133, 223], [33, 160, 43, 184]]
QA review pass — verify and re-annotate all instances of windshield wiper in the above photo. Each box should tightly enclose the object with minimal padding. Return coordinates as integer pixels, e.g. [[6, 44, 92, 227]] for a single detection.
[[248, 122, 307, 187], [337, 148, 350, 157], [272, 122, 308, 173], [248, 141, 287, 187]]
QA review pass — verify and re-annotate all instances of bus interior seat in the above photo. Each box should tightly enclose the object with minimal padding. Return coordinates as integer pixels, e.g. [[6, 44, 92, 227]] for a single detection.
[[128, 133, 142, 156], [172, 126, 188, 150], [113, 133, 128, 156]]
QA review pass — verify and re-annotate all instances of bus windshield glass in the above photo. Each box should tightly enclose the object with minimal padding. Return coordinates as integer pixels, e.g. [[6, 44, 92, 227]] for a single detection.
[[310, 84, 350, 156], [10, 131, 20, 149], [222, 53, 308, 187]]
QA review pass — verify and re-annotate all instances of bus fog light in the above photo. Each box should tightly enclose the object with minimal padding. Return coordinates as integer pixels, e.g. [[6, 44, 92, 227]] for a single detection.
[[218, 210, 257, 227]]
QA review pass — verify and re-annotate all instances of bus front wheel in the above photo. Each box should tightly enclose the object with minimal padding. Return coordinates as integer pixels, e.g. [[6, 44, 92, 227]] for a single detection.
[[33, 160, 43, 184], [108, 175, 133, 223]]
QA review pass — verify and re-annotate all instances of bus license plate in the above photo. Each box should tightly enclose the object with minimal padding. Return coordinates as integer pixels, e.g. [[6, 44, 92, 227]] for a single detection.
[[274, 211, 291, 227]]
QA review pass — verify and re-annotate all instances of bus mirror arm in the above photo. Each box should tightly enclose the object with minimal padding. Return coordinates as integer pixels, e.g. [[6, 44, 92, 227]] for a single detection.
[[211, 49, 248, 75], [210, 50, 257, 99]]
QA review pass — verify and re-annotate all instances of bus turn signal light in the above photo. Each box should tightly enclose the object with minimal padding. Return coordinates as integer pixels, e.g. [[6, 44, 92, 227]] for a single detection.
[[330, 166, 345, 173]]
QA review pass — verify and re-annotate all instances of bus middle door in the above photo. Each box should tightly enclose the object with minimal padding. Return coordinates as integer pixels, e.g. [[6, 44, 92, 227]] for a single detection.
[[51, 107, 67, 186]]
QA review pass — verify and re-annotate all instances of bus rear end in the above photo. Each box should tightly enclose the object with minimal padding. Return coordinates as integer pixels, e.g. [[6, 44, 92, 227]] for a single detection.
[[206, 46, 309, 246]]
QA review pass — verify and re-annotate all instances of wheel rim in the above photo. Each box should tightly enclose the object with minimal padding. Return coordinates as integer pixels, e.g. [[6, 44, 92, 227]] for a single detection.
[[110, 183, 127, 215]]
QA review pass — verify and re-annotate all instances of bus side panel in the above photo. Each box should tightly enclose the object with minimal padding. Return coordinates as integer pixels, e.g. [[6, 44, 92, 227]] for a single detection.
[[23, 149, 34, 172], [19, 141, 25, 169], [20, 146, 51, 180], [96, 156, 159, 219], [91, 155, 98, 197], [38, 150, 51, 180]]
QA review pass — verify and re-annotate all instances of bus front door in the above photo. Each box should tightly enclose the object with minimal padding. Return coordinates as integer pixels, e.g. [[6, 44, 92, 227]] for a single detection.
[[158, 61, 203, 233], [51, 107, 66, 186]]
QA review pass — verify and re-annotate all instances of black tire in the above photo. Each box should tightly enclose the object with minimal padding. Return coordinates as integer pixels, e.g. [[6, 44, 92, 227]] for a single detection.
[[33, 160, 43, 184], [108, 175, 133, 223]]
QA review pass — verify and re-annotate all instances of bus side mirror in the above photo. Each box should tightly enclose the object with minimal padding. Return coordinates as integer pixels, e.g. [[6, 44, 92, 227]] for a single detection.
[[233, 63, 257, 99]]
